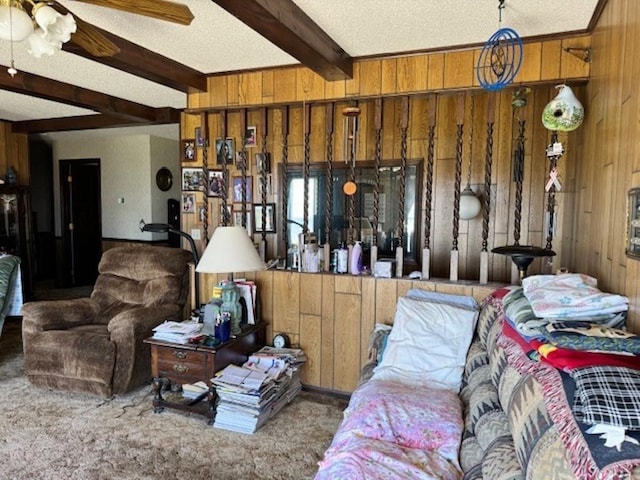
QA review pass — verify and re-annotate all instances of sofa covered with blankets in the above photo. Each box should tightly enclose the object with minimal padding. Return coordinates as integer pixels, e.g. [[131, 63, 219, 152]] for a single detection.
[[315, 275, 640, 479]]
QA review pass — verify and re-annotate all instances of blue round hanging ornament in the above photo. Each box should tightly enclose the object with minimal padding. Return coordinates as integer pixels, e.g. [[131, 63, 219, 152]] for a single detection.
[[476, 27, 523, 91]]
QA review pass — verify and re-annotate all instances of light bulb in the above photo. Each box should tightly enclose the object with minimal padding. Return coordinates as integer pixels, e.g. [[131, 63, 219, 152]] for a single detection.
[[0, 3, 34, 42]]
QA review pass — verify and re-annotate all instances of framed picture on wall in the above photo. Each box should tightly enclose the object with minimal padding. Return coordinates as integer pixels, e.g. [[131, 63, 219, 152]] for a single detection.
[[208, 170, 225, 197], [255, 152, 270, 173], [195, 127, 206, 147], [253, 203, 276, 233], [181, 167, 205, 192], [233, 210, 252, 233], [182, 193, 195, 213], [182, 139, 196, 162], [232, 176, 252, 203], [220, 204, 232, 225], [245, 126, 257, 147], [197, 202, 207, 224], [215, 137, 234, 165]]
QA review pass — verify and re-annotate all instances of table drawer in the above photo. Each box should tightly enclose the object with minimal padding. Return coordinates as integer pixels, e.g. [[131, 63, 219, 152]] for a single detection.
[[156, 349, 209, 378]]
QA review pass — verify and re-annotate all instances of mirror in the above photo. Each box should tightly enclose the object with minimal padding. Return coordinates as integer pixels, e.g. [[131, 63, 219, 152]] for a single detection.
[[280, 159, 422, 271]]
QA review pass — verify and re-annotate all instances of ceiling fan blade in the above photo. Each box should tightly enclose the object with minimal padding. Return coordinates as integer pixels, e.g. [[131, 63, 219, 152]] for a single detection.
[[71, 18, 121, 57], [72, 0, 194, 25]]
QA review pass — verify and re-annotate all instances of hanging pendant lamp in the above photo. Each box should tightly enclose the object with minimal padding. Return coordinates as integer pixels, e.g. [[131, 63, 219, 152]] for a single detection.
[[541, 84, 584, 132]]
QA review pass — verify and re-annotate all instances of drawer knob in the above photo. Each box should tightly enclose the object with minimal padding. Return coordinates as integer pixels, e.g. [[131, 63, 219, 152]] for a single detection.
[[172, 364, 188, 374], [172, 351, 188, 359]]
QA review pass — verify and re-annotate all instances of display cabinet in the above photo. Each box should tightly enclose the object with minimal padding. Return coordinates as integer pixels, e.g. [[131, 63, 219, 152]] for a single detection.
[[0, 185, 34, 298]]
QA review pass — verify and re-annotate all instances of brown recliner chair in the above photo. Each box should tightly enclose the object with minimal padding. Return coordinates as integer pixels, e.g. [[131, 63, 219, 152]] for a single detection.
[[22, 246, 192, 397]]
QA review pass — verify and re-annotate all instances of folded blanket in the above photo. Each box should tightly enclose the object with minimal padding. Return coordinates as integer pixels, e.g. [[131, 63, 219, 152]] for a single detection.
[[503, 286, 627, 346], [571, 366, 640, 431], [502, 321, 640, 371], [522, 274, 628, 318], [541, 322, 640, 355]]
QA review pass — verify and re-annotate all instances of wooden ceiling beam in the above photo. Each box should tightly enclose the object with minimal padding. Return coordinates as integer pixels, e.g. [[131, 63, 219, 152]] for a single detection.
[[210, 0, 353, 81], [0, 69, 161, 122], [63, 25, 207, 93], [12, 109, 180, 134]]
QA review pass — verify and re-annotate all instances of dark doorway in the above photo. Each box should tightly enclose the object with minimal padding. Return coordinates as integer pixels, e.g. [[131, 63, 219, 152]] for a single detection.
[[29, 138, 55, 281], [60, 159, 102, 287]]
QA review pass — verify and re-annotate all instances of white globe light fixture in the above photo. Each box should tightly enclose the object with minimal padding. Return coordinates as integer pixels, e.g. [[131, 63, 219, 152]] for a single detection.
[[0, 0, 33, 42], [459, 185, 482, 220]]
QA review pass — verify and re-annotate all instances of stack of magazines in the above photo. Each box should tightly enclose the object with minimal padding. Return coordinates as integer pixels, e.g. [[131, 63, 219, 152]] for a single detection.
[[152, 320, 202, 344], [211, 346, 306, 434]]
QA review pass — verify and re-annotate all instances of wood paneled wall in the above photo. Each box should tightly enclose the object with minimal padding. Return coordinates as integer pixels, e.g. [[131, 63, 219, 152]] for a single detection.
[[569, 0, 640, 333], [183, 35, 591, 285], [0, 121, 29, 184], [237, 270, 500, 393], [178, 34, 609, 392]]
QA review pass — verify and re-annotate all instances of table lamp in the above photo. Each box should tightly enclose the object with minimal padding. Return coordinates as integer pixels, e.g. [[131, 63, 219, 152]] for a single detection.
[[196, 226, 266, 335]]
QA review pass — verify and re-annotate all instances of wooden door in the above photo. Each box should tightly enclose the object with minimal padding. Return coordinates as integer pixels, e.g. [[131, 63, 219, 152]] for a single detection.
[[60, 159, 102, 287]]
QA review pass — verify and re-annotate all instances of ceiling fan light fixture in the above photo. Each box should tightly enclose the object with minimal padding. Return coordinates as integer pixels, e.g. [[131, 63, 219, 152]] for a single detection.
[[27, 28, 57, 58], [0, 0, 34, 42], [34, 4, 76, 43]]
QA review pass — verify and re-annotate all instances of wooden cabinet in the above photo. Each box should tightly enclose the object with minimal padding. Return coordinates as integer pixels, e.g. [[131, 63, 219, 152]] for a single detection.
[[0, 185, 34, 299]]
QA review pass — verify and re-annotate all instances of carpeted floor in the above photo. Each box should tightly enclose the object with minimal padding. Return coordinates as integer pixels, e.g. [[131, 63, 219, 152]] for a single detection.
[[0, 319, 348, 480]]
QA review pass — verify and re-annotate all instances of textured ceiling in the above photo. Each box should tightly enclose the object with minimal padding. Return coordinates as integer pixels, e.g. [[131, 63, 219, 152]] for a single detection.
[[0, 0, 600, 128]]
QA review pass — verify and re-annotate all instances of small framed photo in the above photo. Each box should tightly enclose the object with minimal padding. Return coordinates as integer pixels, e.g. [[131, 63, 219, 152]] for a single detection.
[[257, 174, 272, 197], [220, 204, 232, 225], [232, 176, 253, 203], [182, 167, 205, 192], [195, 127, 205, 147], [256, 152, 271, 173], [233, 210, 252, 233], [236, 151, 247, 169], [182, 139, 196, 162], [182, 193, 195, 213], [197, 203, 207, 224], [216, 137, 234, 165], [245, 126, 257, 147], [253, 203, 276, 233], [208, 170, 225, 197]]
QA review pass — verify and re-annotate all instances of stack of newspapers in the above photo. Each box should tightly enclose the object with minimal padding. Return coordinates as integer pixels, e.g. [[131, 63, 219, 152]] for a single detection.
[[151, 320, 202, 344], [211, 346, 306, 434]]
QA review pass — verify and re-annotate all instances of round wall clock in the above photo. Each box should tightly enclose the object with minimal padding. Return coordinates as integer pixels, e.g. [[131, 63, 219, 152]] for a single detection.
[[155, 167, 173, 191]]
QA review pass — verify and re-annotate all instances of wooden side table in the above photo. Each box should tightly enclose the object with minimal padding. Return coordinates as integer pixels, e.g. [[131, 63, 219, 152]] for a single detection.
[[144, 322, 266, 421]]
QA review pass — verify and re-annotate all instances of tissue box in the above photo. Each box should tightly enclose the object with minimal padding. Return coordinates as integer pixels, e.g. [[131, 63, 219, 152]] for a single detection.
[[374, 260, 395, 278]]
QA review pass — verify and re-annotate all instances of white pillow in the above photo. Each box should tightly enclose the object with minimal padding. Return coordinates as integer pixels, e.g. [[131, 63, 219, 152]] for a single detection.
[[371, 296, 478, 393]]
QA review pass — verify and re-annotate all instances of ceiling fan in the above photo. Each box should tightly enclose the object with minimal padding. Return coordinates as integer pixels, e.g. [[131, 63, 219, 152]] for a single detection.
[[0, 0, 194, 59]]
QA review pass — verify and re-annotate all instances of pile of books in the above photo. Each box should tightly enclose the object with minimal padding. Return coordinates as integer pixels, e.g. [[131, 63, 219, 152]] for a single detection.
[[211, 346, 306, 434], [152, 320, 202, 344]]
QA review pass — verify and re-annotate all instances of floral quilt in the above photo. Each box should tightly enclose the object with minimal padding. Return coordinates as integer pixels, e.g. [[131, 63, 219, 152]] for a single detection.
[[315, 379, 463, 480]]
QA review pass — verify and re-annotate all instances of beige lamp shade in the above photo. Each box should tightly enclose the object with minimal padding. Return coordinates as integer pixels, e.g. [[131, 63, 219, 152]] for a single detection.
[[196, 226, 266, 274]]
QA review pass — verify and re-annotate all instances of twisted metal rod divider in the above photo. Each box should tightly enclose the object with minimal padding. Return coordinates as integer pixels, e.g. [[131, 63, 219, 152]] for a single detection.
[[424, 124, 435, 250], [220, 110, 229, 228], [452, 123, 464, 251], [482, 120, 494, 251], [240, 111, 248, 229], [199, 113, 210, 243], [513, 119, 526, 246], [260, 108, 269, 244], [324, 117, 334, 248], [398, 99, 409, 247], [280, 107, 290, 257], [303, 103, 310, 234]]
